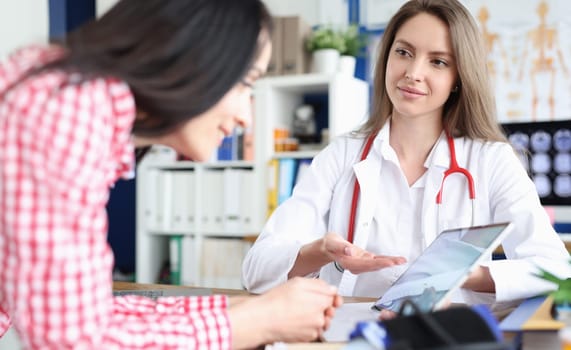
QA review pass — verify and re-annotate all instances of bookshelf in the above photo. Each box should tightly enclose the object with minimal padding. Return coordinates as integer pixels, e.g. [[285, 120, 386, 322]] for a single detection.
[[135, 73, 370, 287], [253, 73, 369, 219]]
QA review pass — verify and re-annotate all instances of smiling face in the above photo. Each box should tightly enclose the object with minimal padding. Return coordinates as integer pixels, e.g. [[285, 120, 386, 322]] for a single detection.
[[155, 39, 272, 161], [385, 13, 458, 124]]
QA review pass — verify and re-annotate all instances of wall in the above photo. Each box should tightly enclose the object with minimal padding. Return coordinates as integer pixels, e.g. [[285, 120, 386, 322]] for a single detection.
[[361, 0, 571, 123], [0, 0, 346, 60], [96, 0, 118, 16], [264, 0, 348, 26], [0, 1, 48, 58], [94, 0, 348, 26], [0, 0, 114, 58]]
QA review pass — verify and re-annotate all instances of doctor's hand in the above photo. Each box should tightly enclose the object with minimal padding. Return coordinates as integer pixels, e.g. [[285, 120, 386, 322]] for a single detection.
[[288, 233, 406, 278], [323, 233, 406, 274]]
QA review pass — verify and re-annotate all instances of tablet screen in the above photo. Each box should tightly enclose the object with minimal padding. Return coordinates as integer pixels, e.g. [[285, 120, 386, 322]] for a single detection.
[[373, 222, 512, 313]]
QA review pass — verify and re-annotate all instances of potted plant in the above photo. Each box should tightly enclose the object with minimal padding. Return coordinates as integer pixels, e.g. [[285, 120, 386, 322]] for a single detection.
[[338, 24, 367, 76], [305, 26, 345, 74], [534, 260, 571, 323]]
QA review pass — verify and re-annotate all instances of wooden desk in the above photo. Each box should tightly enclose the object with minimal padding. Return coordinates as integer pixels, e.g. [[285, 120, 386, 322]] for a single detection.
[[113, 281, 247, 297], [113, 282, 535, 349], [113, 281, 375, 304], [113, 281, 371, 350]]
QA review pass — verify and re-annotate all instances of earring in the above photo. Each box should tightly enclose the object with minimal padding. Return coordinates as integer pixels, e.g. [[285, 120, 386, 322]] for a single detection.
[[452, 85, 459, 93]]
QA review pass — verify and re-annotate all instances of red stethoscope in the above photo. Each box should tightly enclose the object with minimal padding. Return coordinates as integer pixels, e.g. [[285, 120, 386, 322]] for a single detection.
[[346, 130, 476, 244]]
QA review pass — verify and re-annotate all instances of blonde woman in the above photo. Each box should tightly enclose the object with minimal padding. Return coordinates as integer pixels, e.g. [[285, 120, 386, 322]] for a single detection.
[[244, 0, 568, 311]]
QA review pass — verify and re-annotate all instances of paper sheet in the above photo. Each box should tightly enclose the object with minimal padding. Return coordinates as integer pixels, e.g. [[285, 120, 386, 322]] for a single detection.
[[321, 302, 380, 342]]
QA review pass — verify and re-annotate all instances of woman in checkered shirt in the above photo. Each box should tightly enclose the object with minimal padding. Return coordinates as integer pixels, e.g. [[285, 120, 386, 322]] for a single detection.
[[0, 0, 342, 348]]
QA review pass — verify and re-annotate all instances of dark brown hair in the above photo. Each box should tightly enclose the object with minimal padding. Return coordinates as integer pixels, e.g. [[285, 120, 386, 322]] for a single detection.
[[46, 0, 272, 137]]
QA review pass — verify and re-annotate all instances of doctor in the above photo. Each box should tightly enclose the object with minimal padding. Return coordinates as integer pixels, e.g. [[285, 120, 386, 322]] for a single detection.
[[243, 0, 569, 305]]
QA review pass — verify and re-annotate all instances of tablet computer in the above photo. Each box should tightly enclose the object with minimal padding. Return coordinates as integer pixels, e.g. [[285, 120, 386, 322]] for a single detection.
[[373, 222, 513, 313]]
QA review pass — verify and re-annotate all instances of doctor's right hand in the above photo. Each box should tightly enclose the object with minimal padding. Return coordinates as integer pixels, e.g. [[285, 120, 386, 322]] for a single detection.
[[288, 233, 406, 279], [323, 233, 406, 274]]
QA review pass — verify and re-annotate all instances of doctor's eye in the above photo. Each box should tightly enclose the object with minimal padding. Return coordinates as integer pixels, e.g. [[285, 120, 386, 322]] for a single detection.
[[431, 58, 449, 68], [395, 48, 412, 58]]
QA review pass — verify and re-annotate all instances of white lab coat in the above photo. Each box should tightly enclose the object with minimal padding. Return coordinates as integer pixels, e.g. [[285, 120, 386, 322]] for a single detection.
[[242, 122, 569, 305]]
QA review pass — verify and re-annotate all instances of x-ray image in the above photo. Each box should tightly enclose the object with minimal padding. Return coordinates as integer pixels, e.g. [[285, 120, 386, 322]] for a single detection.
[[530, 130, 551, 152], [554, 129, 571, 152], [503, 121, 570, 205], [554, 153, 571, 174], [554, 175, 571, 198]]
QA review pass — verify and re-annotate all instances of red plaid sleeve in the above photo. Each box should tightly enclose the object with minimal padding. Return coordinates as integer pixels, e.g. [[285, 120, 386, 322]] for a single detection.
[[0, 46, 232, 349]]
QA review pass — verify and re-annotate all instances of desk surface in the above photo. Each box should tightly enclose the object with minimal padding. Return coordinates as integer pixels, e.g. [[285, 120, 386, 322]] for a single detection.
[[113, 281, 370, 349], [112, 281, 376, 304], [114, 282, 546, 349]]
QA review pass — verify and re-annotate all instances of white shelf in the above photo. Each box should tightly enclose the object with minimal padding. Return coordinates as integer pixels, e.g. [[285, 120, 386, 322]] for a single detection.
[[258, 73, 341, 92], [143, 160, 254, 170], [273, 150, 321, 159], [253, 73, 369, 226], [147, 229, 256, 237]]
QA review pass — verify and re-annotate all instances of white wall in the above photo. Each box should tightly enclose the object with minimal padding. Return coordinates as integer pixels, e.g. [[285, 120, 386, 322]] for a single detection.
[[97, 0, 119, 17], [361, 0, 571, 29], [0, 0, 346, 60], [0, 0, 116, 59], [0, 1, 48, 58], [264, 0, 348, 26], [97, 0, 348, 26]]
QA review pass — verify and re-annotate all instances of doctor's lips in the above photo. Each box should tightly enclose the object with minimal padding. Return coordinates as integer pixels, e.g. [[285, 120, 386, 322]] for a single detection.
[[398, 86, 427, 96]]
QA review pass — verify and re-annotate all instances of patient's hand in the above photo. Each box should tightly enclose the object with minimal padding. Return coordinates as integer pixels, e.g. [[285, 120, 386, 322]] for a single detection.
[[377, 298, 453, 322], [462, 266, 495, 293], [229, 277, 343, 348], [378, 308, 398, 320]]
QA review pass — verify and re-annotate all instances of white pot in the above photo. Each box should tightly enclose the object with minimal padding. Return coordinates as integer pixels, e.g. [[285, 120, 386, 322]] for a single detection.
[[338, 55, 356, 77], [312, 49, 340, 74]]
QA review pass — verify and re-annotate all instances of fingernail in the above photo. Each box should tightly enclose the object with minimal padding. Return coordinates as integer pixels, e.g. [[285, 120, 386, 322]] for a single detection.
[[344, 247, 352, 256]]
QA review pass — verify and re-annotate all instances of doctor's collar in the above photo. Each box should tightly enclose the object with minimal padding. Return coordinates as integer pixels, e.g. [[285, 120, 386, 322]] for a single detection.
[[425, 131, 452, 169]]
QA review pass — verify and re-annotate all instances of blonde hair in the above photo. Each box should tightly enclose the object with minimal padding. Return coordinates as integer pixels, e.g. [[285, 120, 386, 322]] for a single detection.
[[360, 0, 506, 142]]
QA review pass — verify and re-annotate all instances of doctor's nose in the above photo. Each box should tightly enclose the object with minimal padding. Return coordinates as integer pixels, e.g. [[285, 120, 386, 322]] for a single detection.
[[405, 61, 424, 82]]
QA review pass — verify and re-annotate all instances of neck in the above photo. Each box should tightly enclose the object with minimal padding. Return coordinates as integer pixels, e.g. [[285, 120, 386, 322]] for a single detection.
[[389, 116, 442, 162]]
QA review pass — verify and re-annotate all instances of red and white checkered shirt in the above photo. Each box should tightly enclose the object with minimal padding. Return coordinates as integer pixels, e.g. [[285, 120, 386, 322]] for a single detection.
[[0, 46, 231, 349]]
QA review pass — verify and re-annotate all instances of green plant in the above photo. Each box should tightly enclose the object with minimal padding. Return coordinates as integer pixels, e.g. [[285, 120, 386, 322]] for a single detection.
[[535, 261, 571, 305], [340, 24, 367, 57], [305, 26, 345, 53]]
